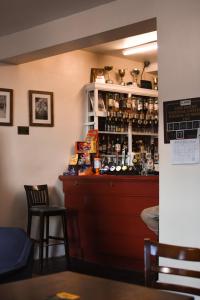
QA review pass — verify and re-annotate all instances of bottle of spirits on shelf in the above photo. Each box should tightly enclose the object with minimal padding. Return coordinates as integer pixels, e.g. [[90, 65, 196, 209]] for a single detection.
[[98, 136, 103, 153], [115, 136, 121, 166], [106, 92, 114, 114], [93, 156, 101, 175], [126, 93, 132, 110], [114, 93, 120, 112], [102, 135, 107, 154], [107, 135, 112, 155], [121, 137, 128, 166]]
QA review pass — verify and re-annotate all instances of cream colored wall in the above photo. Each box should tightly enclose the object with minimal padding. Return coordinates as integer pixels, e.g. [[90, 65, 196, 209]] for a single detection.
[[0, 49, 143, 254], [0, 50, 95, 228]]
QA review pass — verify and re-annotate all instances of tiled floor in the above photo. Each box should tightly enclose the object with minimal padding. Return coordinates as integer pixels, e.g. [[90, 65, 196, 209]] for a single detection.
[[33, 256, 144, 285]]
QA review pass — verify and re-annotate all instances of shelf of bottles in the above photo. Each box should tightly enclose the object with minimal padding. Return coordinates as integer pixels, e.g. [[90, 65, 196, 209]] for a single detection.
[[84, 83, 159, 174]]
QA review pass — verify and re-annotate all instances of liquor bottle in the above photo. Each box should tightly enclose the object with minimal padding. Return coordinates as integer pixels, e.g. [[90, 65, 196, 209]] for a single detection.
[[115, 115, 120, 132], [115, 136, 121, 166], [121, 138, 128, 165], [93, 156, 101, 175], [107, 92, 114, 113], [98, 136, 103, 153], [126, 93, 132, 110], [111, 112, 116, 132], [105, 111, 110, 132], [153, 98, 159, 133], [119, 94, 124, 111], [111, 139, 115, 155], [107, 135, 112, 155], [137, 97, 144, 131], [114, 93, 120, 112], [101, 135, 107, 154], [115, 136, 121, 154], [143, 97, 149, 112]]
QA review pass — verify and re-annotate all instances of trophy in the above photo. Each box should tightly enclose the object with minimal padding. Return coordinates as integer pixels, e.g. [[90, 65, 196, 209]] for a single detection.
[[130, 68, 140, 86], [153, 76, 158, 90], [118, 69, 126, 85], [104, 66, 113, 84]]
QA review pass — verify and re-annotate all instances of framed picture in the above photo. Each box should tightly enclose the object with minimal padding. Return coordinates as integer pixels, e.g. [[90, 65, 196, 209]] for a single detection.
[[29, 90, 54, 127], [0, 88, 13, 126]]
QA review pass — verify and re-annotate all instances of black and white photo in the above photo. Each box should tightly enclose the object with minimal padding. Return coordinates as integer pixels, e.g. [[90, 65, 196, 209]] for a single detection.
[[0, 88, 13, 126], [29, 90, 54, 127]]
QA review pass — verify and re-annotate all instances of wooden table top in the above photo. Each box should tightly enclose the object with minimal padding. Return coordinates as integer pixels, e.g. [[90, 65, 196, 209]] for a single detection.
[[0, 271, 194, 300]]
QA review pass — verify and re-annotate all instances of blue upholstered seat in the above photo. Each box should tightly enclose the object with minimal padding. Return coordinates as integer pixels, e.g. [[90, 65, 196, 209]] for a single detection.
[[0, 227, 34, 283]]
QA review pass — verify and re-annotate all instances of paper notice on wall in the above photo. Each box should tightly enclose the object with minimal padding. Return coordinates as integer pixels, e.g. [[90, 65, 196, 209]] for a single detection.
[[171, 138, 200, 164]]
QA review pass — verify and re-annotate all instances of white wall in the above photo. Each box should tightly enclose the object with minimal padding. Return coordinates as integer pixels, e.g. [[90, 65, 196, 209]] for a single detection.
[[0, 49, 144, 253]]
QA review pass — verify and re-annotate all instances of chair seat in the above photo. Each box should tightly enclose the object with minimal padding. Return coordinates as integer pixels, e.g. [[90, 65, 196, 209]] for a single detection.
[[30, 206, 66, 215]]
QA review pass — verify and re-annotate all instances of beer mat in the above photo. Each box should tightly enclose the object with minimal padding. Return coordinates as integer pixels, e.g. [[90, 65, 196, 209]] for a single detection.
[[47, 292, 80, 300]]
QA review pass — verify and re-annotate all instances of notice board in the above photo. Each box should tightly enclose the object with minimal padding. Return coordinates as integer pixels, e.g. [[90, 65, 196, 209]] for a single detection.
[[163, 97, 200, 143]]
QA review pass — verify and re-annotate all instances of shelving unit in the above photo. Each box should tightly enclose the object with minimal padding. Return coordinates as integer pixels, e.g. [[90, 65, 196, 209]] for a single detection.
[[84, 82, 159, 165]]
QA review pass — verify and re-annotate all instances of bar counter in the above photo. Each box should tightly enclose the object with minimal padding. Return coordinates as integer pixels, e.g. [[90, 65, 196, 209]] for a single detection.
[[59, 175, 159, 271]]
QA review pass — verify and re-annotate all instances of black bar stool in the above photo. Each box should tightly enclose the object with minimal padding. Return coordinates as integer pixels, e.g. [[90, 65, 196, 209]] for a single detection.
[[24, 184, 70, 273]]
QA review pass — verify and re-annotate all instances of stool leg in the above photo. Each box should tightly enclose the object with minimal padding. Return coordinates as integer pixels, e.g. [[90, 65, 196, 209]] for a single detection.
[[45, 215, 49, 259], [27, 213, 32, 237], [39, 214, 45, 273], [62, 213, 70, 268]]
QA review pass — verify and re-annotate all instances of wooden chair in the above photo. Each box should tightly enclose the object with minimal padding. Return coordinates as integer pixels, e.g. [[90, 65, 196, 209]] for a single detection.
[[24, 184, 70, 273], [144, 238, 200, 296]]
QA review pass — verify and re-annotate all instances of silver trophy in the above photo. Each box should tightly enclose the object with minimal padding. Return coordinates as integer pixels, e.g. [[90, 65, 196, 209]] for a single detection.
[[118, 69, 126, 85], [104, 66, 113, 84], [130, 68, 140, 86]]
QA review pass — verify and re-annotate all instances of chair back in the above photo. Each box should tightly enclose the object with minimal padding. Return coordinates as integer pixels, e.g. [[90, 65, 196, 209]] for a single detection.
[[144, 238, 200, 296], [24, 184, 50, 208]]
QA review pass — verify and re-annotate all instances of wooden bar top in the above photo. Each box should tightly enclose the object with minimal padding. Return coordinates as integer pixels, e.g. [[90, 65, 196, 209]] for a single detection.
[[59, 174, 159, 183], [0, 271, 194, 300]]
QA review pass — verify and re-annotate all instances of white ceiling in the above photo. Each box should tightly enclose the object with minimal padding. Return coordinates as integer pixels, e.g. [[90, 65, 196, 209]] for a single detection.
[[0, 1, 157, 65], [0, 0, 115, 37]]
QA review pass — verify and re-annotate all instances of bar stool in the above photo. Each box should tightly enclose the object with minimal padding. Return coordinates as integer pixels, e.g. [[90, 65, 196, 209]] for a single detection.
[[24, 184, 70, 273]]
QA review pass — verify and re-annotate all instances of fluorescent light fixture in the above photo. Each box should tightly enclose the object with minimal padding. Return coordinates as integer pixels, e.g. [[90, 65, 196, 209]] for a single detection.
[[122, 41, 157, 56], [122, 31, 157, 49]]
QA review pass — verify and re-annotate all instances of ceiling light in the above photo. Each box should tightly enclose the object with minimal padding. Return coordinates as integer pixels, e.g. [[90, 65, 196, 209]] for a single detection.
[[122, 41, 157, 56], [122, 31, 157, 49]]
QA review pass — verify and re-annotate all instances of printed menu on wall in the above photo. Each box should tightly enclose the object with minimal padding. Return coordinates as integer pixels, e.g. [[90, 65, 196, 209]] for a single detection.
[[171, 138, 200, 164], [164, 97, 200, 144]]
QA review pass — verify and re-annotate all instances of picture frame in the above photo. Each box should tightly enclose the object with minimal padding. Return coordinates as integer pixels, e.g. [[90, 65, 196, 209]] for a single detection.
[[0, 88, 13, 126], [29, 90, 54, 127]]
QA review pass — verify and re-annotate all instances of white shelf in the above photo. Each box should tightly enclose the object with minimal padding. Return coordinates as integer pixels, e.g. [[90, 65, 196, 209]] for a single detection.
[[84, 83, 159, 160], [85, 82, 158, 98], [132, 131, 158, 137], [99, 131, 158, 137], [99, 131, 128, 135]]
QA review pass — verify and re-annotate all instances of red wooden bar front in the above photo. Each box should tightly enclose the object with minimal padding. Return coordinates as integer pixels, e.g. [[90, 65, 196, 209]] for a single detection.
[[59, 175, 159, 271]]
